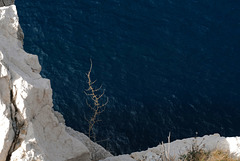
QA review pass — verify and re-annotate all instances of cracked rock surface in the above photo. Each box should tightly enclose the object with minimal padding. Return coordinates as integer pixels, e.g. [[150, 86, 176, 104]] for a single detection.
[[1, 2, 240, 161], [0, 4, 112, 161], [0, 0, 14, 7], [0, 5, 89, 161]]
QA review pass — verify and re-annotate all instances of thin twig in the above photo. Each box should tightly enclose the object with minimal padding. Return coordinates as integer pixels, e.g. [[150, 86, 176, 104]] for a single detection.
[[85, 59, 108, 141]]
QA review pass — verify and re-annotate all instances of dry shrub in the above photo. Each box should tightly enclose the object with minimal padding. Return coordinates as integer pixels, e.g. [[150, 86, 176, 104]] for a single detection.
[[207, 150, 238, 161], [85, 59, 108, 141], [180, 149, 239, 161]]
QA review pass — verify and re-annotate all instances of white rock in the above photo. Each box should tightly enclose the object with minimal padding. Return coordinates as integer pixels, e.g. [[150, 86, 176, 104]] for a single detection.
[[131, 134, 240, 161], [103, 134, 240, 161], [0, 5, 91, 161], [66, 127, 113, 161], [0, 0, 15, 7], [100, 155, 135, 161], [1, 3, 239, 161], [0, 76, 14, 161], [226, 137, 240, 158]]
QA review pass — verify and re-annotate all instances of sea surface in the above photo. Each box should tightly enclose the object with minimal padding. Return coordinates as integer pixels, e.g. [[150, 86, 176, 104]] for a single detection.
[[16, 0, 240, 154]]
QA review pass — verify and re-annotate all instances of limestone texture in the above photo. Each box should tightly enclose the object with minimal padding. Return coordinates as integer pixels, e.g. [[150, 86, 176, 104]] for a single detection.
[[66, 127, 113, 161], [100, 155, 135, 161], [1, 3, 240, 161], [101, 134, 240, 161], [0, 0, 14, 7], [0, 4, 112, 161]]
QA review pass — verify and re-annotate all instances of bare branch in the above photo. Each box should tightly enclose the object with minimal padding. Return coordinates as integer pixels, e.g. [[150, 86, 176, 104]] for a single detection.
[[98, 108, 106, 114], [93, 84, 103, 92], [84, 59, 108, 141], [90, 79, 97, 85], [86, 99, 95, 111], [99, 97, 109, 108], [88, 58, 93, 75], [84, 90, 95, 96], [97, 90, 105, 100]]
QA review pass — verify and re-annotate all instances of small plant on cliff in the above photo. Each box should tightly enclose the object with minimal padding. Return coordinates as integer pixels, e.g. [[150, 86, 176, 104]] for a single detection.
[[179, 149, 238, 161], [179, 134, 238, 161], [85, 59, 108, 141]]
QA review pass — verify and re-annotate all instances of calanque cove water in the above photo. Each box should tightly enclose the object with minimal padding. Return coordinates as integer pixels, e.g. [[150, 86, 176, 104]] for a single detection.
[[16, 0, 240, 155]]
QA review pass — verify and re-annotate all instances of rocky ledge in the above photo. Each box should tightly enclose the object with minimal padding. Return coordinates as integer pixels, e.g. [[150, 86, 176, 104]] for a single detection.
[[0, 4, 111, 161], [0, 3, 240, 161], [102, 134, 240, 161]]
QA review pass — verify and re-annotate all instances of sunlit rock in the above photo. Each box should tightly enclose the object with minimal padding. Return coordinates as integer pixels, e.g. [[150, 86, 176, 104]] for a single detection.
[[0, 5, 90, 161]]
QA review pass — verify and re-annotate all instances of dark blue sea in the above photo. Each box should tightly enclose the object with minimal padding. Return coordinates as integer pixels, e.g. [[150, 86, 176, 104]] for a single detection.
[[16, 0, 240, 155]]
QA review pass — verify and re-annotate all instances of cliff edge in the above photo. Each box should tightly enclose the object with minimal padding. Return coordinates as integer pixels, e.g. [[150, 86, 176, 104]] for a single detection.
[[101, 134, 240, 161], [0, 4, 111, 161], [0, 2, 240, 161]]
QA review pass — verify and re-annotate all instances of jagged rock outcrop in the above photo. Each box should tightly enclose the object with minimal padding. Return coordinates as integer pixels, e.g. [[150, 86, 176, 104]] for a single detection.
[[0, 0, 14, 7], [1, 3, 239, 161], [66, 127, 112, 161], [101, 134, 240, 161], [54, 111, 113, 161], [0, 4, 112, 161]]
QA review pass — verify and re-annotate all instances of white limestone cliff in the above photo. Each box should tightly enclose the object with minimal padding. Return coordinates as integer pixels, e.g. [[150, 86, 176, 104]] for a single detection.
[[1, 2, 240, 161], [0, 4, 112, 161], [101, 134, 240, 161]]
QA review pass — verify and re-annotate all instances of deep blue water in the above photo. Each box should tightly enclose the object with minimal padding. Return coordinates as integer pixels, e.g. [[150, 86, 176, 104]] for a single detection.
[[16, 0, 240, 154]]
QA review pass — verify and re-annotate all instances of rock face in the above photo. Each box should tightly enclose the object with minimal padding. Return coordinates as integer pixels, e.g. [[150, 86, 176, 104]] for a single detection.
[[0, 0, 14, 7], [1, 3, 240, 161], [66, 127, 112, 161], [0, 4, 112, 161], [101, 134, 240, 161]]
